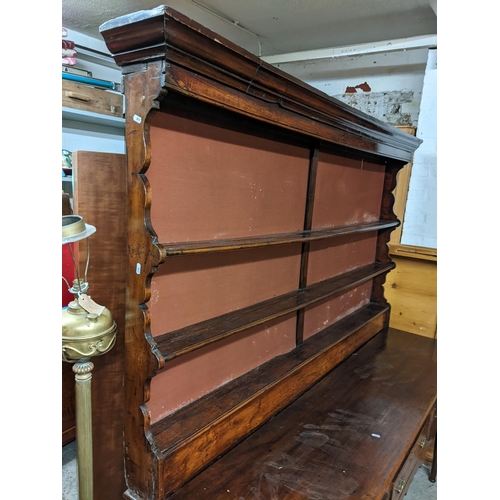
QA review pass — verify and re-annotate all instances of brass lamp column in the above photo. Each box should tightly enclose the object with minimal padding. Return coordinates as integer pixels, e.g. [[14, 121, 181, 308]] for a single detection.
[[62, 215, 117, 500]]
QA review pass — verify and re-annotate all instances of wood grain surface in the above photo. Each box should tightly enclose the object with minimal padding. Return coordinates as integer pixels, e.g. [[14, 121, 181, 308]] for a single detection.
[[95, 7, 425, 499], [72, 151, 128, 500], [168, 328, 436, 500]]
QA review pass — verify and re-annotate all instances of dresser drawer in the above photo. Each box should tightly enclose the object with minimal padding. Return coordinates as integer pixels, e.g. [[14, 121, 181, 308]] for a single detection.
[[391, 433, 425, 500], [62, 80, 123, 118], [420, 404, 437, 464]]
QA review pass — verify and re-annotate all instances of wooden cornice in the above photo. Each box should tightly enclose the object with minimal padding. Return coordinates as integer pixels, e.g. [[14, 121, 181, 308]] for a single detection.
[[100, 5, 422, 162]]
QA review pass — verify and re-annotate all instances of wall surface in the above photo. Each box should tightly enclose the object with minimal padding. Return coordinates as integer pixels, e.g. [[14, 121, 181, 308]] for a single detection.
[[273, 48, 428, 128], [62, 120, 125, 154], [334, 87, 421, 128], [401, 49, 437, 248]]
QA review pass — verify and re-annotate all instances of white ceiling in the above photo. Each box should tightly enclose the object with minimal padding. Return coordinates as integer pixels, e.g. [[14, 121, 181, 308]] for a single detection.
[[62, 0, 437, 58]]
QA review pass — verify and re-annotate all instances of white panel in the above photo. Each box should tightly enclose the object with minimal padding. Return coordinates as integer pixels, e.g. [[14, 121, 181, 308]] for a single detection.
[[269, 47, 428, 127], [62, 120, 125, 154], [401, 48, 437, 248]]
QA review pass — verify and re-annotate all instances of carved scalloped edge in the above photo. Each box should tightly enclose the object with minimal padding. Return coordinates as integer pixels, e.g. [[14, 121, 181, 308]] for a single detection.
[[122, 60, 171, 498], [124, 62, 167, 363], [371, 160, 406, 306]]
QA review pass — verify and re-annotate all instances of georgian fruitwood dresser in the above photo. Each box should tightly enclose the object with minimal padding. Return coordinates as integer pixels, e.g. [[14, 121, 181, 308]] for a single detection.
[[97, 6, 436, 499]]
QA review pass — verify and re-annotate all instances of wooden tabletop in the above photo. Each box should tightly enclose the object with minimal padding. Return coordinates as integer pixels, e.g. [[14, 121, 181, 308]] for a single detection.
[[169, 328, 437, 500]]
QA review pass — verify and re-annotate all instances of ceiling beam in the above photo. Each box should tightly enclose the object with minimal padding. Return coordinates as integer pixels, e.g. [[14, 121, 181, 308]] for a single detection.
[[262, 35, 437, 65]]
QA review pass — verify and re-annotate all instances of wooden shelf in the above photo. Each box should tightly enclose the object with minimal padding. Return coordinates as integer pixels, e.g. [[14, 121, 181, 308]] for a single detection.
[[62, 106, 125, 129], [155, 261, 394, 361], [83, 7, 430, 500], [389, 242, 437, 262], [151, 302, 388, 453], [164, 328, 436, 500], [159, 220, 399, 259]]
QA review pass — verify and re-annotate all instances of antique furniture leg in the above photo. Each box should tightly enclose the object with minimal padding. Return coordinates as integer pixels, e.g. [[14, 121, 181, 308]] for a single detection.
[[429, 435, 437, 482]]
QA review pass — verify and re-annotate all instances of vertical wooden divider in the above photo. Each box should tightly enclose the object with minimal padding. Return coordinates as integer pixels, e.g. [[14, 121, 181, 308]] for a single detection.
[[72, 151, 128, 500], [296, 146, 320, 345], [371, 159, 406, 319]]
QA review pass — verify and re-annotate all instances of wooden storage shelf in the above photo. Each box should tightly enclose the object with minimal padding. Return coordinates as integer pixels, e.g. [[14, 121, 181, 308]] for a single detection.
[[152, 302, 387, 449], [150, 303, 389, 493], [159, 220, 399, 258], [389, 242, 437, 262], [385, 243, 437, 338], [155, 262, 394, 361], [97, 7, 427, 500], [62, 79, 124, 118], [166, 328, 437, 500], [62, 106, 125, 129]]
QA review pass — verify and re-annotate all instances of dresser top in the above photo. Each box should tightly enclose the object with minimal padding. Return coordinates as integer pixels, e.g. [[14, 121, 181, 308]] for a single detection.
[[100, 5, 422, 162]]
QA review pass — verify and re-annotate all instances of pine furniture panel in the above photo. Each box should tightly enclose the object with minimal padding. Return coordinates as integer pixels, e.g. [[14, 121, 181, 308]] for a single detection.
[[62, 79, 124, 118], [385, 246, 438, 338]]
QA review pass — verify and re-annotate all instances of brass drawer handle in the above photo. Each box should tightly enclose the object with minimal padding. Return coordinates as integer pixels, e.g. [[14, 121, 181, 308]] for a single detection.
[[395, 478, 406, 494]]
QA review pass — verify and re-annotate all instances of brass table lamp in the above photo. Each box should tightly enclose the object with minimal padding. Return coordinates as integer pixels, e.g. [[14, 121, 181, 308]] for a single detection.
[[62, 215, 117, 500]]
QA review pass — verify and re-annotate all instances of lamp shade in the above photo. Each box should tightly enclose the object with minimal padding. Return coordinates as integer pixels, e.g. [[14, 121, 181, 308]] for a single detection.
[[62, 215, 96, 244]]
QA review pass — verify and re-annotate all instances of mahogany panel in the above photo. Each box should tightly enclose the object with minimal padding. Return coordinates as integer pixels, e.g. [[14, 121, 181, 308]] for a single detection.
[[62, 361, 76, 446], [148, 314, 296, 422], [149, 111, 310, 242], [168, 329, 437, 500], [72, 151, 127, 500], [149, 244, 302, 335], [371, 161, 406, 307], [312, 153, 385, 228]]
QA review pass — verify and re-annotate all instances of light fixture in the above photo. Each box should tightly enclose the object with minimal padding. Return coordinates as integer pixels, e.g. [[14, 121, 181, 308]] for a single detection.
[[62, 215, 117, 500]]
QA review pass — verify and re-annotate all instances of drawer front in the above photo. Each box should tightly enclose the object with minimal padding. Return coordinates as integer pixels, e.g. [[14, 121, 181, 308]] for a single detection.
[[424, 403, 437, 440], [62, 80, 123, 118], [392, 435, 424, 500], [427, 406, 437, 441], [420, 403, 436, 464]]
